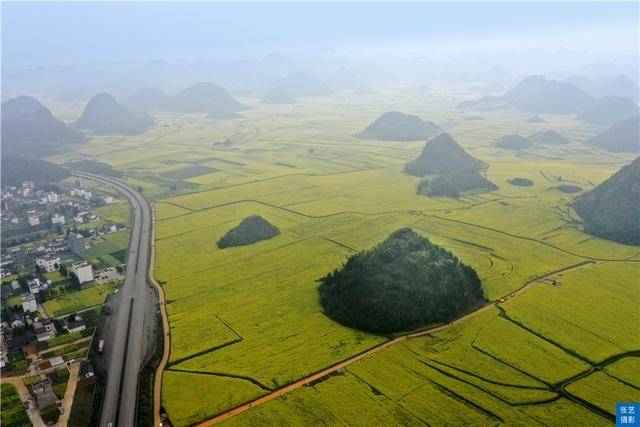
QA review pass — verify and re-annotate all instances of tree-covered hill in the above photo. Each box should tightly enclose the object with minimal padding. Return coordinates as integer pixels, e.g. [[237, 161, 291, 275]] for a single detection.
[[318, 228, 485, 333], [1, 96, 86, 155], [217, 215, 280, 248], [357, 111, 441, 141], [74, 93, 155, 135], [587, 116, 639, 153], [576, 96, 639, 125], [404, 133, 486, 176], [572, 157, 640, 245]]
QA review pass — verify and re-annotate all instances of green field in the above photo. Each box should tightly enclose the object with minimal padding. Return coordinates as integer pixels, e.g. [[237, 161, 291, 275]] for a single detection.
[[0, 384, 30, 427], [43, 282, 117, 316], [48, 87, 640, 426]]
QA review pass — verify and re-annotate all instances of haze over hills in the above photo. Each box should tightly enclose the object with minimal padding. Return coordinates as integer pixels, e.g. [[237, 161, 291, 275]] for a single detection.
[[1, 96, 86, 155], [122, 82, 246, 116], [576, 96, 639, 125], [572, 157, 640, 245], [121, 88, 169, 111], [565, 74, 639, 102], [495, 134, 532, 150], [261, 86, 296, 104], [318, 228, 485, 333], [527, 130, 569, 145], [587, 116, 640, 152], [526, 115, 545, 123], [404, 133, 487, 176], [269, 72, 333, 97], [74, 93, 155, 135], [1, 155, 71, 186], [357, 111, 441, 141], [502, 75, 594, 114]]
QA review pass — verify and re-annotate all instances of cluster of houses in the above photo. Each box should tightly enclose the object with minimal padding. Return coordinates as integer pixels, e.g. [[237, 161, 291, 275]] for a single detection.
[[1, 179, 116, 232]]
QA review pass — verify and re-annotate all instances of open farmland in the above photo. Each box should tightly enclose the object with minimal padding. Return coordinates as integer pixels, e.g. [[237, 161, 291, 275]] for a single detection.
[[51, 88, 639, 426]]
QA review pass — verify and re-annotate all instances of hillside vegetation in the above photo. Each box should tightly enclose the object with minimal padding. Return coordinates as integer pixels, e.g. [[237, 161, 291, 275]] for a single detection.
[[572, 157, 640, 245], [405, 133, 486, 176], [318, 228, 485, 333], [1, 155, 70, 186]]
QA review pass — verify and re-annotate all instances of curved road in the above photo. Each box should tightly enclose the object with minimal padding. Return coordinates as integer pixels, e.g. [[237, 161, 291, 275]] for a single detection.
[[73, 172, 154, 427]]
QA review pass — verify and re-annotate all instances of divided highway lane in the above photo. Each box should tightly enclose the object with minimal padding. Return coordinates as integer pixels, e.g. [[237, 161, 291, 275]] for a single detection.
[[72, 172, 155, 427]]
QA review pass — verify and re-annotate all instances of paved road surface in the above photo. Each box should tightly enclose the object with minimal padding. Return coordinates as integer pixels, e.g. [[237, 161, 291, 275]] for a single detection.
[[73, 172, 154, 427]]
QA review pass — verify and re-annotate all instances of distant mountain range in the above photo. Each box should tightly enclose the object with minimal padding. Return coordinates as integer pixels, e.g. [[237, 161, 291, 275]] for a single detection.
[[587, 116, 640, 153], [122, 82, 247, 116], [357, 111, 441, 141], [261, 86, 296, 104], [572, 157, 640, 245], [502, 75, 594, 114], [267, 72, 333, 98], [576, 96, 639, 125], [1, 96, 86, 156], [564, 74, 639, 102], [74, 93, 155, 135]]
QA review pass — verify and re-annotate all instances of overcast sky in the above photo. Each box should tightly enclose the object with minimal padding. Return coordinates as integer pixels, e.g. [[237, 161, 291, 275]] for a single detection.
[[2, 2, 638, 68]]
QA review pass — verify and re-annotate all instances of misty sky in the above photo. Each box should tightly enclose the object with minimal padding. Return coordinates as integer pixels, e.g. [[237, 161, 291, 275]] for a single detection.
[[2, 2, 639, 68]]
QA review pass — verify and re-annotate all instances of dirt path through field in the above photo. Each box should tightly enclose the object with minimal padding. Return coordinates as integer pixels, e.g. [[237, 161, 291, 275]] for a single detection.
[[1, 375, 46, 427], [196, 259, 621, 425], [58, 362, 80, 427]]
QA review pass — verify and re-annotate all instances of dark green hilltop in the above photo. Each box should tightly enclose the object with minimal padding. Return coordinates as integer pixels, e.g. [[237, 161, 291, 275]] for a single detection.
[[318, 228, 485, 334]]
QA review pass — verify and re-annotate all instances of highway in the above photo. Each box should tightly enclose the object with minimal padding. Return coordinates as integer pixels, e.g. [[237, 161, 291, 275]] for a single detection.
[[72, 172, 155, 427]]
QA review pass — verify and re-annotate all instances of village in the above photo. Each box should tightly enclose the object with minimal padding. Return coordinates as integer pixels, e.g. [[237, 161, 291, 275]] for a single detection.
[[1, 177, 129, 425]]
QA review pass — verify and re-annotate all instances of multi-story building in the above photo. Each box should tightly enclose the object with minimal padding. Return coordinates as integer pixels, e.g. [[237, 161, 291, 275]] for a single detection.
[[71, 261, 93, 284], [21, 293, 37, 313], [36, 256, 60, 273]]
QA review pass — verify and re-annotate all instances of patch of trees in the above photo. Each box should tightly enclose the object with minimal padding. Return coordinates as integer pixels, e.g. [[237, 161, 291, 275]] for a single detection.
[[418, 170, 498, 198], [217, 215, 280, 249], [508, 178, 534, 187], [318, 228, 485, 334], [556, 184, 583, 194]]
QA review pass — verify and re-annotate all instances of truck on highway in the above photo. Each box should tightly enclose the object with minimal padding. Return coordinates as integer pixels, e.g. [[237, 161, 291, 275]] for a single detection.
[[98, 339, 105, 355]]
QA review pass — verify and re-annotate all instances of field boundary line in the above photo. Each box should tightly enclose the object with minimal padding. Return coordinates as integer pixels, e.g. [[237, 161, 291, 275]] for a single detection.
[[195, 259, 605, 425]]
